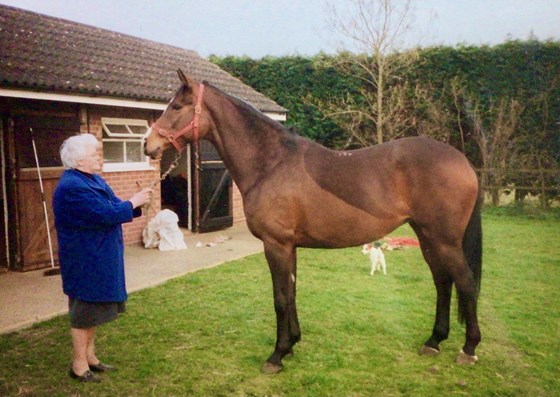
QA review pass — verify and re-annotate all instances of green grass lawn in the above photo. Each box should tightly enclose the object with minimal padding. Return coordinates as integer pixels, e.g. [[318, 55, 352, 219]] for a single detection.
[[1, 210, 559, 396]]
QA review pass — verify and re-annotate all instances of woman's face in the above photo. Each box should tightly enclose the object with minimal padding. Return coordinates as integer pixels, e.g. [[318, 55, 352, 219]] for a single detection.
[[76, 144, 102, 174]]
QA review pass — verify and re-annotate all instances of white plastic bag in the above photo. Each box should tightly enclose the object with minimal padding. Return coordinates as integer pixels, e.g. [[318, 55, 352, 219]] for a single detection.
[[142, 209, 187, 251]]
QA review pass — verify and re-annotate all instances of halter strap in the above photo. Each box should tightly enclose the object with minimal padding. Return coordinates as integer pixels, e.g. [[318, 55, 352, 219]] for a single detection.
[[151, 83, 205, 152]]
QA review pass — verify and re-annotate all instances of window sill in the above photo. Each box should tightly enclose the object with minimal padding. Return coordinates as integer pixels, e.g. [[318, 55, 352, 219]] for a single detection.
[[102, 163, 156, 173]]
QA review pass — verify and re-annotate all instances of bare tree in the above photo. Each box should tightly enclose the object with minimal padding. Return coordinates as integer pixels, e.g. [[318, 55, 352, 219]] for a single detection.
[[468, 98, 524, 205], [386, 79, 459, 143], [516, 91, 560, 207], [323, 0, 421, 145]]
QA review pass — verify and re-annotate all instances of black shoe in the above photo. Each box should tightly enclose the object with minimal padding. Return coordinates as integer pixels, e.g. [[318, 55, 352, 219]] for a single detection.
[[69, 369, 101, 383], [89, 362, 116, 372]]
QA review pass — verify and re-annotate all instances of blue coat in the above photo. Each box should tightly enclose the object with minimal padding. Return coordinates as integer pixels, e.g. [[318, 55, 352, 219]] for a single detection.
[[53, 169, 140, 302]]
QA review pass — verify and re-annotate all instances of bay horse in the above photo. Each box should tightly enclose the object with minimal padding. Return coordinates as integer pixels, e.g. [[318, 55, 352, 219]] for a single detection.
[[144, 70, 482, 373]]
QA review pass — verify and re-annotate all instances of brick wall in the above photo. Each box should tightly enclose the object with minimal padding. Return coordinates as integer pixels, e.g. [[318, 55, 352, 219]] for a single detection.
[[232, 183, 246, 225], [103, 170, 161, 245], [83, 105, 161, 246]]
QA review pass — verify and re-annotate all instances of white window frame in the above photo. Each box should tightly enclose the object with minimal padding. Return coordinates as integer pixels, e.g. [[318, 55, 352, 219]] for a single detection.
[[101, 117, 154, 172]]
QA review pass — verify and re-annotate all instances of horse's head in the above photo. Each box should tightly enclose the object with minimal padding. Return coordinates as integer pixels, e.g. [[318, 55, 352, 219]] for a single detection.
[[144, 69, 210, 159]]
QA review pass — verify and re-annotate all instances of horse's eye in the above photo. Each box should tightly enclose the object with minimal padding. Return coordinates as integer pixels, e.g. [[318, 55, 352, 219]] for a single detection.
[[171, 103, 183, 111]]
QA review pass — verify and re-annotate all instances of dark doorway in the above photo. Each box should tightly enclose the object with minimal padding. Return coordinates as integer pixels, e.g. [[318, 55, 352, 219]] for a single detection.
[[160, 148, 191, 229], [0, 118, 8, 272]]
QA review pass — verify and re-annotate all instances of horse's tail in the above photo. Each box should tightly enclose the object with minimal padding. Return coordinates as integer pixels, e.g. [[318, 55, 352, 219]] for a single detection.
[[458, 193, 483, 324]]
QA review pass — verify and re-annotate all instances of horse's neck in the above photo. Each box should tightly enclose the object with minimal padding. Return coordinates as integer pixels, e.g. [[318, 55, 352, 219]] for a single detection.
[[205, 90, 295, 193]]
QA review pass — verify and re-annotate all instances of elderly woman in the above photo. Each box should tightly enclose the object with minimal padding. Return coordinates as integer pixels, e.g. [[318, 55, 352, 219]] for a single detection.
[[53, 133, 152, 383]]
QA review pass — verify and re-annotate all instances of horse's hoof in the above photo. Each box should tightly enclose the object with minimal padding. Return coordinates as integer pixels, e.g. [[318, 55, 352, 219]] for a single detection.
[[261, 362, 283, 374], [456, 349, 478, 365], [419, 345, 440, 356]]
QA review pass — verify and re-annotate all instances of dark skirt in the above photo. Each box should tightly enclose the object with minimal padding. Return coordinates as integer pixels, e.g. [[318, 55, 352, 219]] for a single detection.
[[68, 298, 126, 329]]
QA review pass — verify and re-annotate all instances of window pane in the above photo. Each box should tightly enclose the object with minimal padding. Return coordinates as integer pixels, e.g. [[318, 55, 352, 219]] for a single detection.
[[125, 141, 143, 163], [105, 124, 129, 134], [101, 119, 150, 167], [129, 125, 148, 135], [104, 141, 124, 163]]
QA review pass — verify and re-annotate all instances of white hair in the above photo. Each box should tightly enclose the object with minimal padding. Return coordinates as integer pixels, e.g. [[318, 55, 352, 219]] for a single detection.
[[60, 134, 100, 169]]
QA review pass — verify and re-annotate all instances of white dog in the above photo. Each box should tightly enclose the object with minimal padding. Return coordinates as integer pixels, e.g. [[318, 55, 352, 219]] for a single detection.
[[362, 243, 387, 276]]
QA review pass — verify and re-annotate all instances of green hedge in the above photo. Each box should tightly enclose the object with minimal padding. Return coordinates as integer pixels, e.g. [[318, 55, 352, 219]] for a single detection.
[[210, 54, 357, 146], [210, 40, 560, 166]]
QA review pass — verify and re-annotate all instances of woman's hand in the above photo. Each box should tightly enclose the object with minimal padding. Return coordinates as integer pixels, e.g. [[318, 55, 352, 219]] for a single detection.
[[129, 188, 153, 209]]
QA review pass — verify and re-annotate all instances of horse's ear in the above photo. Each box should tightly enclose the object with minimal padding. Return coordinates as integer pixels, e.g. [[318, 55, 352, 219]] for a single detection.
[[177, 69, 189, 86]]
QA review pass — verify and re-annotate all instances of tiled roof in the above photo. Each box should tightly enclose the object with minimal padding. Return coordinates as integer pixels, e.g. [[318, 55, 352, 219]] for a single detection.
[[0, 4, 286, 113]]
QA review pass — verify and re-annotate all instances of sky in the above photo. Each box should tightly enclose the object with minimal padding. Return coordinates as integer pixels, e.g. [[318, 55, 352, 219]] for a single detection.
[[0, 0, 558, 58]]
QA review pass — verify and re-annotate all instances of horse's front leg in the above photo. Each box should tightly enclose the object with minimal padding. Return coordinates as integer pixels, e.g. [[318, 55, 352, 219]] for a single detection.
[[261, 240, 300, 374]]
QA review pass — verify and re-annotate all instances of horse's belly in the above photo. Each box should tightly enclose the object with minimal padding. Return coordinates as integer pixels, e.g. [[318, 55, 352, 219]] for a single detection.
[[295, 206, 406, 248], [243, 170, 409, 249]]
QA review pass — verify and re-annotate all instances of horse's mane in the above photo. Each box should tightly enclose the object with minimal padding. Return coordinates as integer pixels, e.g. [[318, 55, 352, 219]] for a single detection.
[[205, 82, 296, 137]]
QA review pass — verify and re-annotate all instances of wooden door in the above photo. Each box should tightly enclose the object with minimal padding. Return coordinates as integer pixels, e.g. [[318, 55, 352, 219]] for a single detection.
[[16, 168, 62, 270], [13, 114, 79, 270], [194, 141, 233, 233]]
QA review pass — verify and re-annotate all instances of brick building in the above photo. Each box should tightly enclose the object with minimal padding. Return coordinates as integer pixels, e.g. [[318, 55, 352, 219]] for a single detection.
[[0, 4, 286, 271]]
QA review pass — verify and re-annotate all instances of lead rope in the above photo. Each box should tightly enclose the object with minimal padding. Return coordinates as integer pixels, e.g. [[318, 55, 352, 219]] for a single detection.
[[136, 150, 184, 216]]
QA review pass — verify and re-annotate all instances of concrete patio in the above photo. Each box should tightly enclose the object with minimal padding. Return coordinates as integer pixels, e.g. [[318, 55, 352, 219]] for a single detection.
[[0, 224, 263, 335]]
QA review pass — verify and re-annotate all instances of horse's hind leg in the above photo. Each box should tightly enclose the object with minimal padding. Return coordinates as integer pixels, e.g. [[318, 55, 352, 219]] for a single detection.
[[413, 225, 481, 363], [261, 240, 301, 374], [413, 230, 453, 355], [452, 262, 481, 364], [420, 270, 453, 356]]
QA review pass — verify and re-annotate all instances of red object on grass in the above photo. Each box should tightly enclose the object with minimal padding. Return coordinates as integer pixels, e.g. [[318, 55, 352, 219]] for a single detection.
[[385, 237, 420, 247]]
